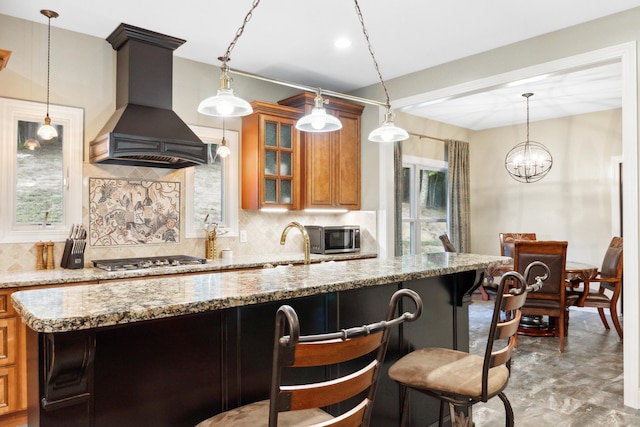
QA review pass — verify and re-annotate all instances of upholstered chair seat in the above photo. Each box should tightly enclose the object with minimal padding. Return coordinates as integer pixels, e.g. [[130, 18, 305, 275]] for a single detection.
[[571, 237, 623, 338], [195, 400, 332, 427], [388, 348, 510, 398], [388, 264, 546, 427]]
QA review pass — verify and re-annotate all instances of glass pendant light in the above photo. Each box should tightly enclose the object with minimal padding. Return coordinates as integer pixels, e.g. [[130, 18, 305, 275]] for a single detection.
[[216, 138, 231, 157], [198, 62, 253, 117], [216, 119, 231, 158], [37, 9, 59, 140], [354, 0, 409, 143], [24, 138, 41, 151], [368, 107, 410, 142], [295, 90, 342, 132], [505, 93, 553, 183], [199, 0, 409, 141], [197, 0, 262, 118]]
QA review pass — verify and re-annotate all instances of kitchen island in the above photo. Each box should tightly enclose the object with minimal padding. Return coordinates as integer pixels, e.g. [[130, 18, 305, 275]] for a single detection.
[[12, 253, 509, 427]]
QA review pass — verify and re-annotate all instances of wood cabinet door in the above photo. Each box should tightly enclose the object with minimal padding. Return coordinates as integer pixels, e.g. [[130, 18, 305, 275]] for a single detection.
[[0, 319, 16, 367], [304, 131, 333, 208], [332, 110, 361, 209], [0, 317, 18, 416], [304, 109, 361, 209], [242, 102, 301, 210], [0, 292, 15, 319], [0, 366, 17, 415], [279, 93, 363, 210]]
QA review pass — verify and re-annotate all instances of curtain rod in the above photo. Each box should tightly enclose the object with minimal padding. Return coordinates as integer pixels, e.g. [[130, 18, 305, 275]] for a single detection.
[[229, 68, 388, 108], [408, 132, 447, 142]]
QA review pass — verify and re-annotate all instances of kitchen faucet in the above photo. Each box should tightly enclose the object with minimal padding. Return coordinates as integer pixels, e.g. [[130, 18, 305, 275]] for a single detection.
[[280, 222, 310, 265]]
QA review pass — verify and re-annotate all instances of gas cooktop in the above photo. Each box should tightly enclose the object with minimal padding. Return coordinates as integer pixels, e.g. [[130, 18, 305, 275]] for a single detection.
[[92, 255, 207, 272]]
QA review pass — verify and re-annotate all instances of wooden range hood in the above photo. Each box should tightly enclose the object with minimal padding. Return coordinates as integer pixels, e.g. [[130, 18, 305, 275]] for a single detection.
[[89, 23, 206, 169]]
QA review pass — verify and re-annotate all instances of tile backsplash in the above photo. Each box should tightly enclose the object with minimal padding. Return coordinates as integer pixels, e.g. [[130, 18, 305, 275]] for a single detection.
[[0, 210, 376, 272], [0, 164, 377, 272]]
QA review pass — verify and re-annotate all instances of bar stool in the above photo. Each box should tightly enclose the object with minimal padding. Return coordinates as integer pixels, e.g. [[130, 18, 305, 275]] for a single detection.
[[388, 263, 545, 426], [195, 289, 422, 427]]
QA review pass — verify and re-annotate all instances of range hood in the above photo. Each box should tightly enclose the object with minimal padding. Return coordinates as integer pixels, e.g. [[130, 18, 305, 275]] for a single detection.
[[90, 24, 207, 168]]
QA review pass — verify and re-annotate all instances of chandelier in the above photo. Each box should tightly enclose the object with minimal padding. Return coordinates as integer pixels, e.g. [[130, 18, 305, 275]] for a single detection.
[[505, 93, 553, 183], [197, 0, 408, 142]]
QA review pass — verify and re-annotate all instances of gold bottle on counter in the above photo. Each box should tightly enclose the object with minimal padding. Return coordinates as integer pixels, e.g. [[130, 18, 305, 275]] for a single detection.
[[36, 242, 45, 270], [46, 241, 55, 270], [206, 228, 218, 260]]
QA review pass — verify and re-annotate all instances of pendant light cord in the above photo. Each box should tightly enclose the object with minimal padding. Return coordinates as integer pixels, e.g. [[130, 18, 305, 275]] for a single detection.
[[46, 13, 52, 117], [354, 0, 390, 108], [219, 0, 262, 68], [525, 93, 531, 142]]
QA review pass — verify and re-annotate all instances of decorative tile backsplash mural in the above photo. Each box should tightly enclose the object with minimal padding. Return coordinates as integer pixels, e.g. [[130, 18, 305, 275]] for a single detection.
[[89, 178, 181, 246]]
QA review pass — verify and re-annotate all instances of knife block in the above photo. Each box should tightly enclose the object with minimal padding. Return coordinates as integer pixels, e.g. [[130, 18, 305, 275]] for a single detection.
[[60, 238, 84, 269]]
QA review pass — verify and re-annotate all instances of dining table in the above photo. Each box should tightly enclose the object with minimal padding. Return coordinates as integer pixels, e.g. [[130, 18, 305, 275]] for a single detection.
[[484, 261, 599, 336], [564, 261, 599, 283]]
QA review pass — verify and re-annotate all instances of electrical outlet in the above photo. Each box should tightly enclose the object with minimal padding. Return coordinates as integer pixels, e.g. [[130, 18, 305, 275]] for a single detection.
[[239, 230, 247, 243]]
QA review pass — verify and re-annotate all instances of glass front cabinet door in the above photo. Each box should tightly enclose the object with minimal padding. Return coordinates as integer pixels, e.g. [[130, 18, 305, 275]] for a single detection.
[[242, 102, 301, 210]]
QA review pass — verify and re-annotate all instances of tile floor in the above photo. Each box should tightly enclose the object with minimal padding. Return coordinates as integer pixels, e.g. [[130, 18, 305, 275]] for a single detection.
[[468, 298, 640, 426]]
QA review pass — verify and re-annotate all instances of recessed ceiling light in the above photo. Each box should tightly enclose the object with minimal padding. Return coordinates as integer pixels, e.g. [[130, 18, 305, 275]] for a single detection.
[[334, 37, 351, 49]]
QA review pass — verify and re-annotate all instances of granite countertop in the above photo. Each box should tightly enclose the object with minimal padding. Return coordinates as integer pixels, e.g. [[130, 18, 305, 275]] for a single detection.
[[11, 253, 510, 334], [0, 252, 377, 289]]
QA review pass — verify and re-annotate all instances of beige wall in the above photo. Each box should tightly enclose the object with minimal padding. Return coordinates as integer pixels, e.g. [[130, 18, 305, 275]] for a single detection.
[[395, 107, 622, 267], [0, 10, 632, 271], [397, 112, 471, 160], [470, 109, 622, 264], [2, 6, 640, 407], [0, 14, 377, 271]]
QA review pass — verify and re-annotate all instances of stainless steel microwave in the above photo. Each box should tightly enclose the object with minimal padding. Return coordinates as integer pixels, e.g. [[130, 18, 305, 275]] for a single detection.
[[305, 225, 360, 254]]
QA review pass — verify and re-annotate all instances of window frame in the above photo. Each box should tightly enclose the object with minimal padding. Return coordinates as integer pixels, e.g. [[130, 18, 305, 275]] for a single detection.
[[402, 156, 448, 255], [0, 97, 83, 243], [184, 124, 239, 239]]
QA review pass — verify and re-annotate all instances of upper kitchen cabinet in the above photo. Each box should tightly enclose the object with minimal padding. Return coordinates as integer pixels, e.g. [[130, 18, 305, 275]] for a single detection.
[[279, 93, 364, 210], [242, 102, 302, 210]]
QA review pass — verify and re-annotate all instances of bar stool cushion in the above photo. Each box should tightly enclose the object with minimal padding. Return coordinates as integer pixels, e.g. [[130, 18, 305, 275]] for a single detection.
[[195, 399, 333, 427], [388, 347, 510, 398]]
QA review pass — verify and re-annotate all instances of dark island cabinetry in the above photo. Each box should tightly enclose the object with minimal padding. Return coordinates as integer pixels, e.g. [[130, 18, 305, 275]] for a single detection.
[[25, 270, 481, 427]]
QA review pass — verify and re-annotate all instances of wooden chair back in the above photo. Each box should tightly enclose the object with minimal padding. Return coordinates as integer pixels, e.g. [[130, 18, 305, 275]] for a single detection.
[[269, 289, 422, 427], [575, 236, 623, 338], [481, 268, 534, 400], [513, 240, 571, 351], [598, 236, 623, 293], [439, 233, 457, 252], [513, 241, 567, 297], [499, 233, 537, 257]]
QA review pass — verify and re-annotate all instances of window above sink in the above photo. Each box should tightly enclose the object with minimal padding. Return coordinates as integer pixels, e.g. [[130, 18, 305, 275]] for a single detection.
[[0, 97, 83, 243]]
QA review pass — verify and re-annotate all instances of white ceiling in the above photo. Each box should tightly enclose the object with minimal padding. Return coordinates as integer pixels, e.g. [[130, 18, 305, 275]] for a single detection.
[[400, 60, 624, 130], [2, 0, 639, 130]]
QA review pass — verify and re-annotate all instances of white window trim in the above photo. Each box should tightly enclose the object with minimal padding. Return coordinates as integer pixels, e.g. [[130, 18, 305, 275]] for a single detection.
[[185, 124, 239, 239], [403, 155, 447, 171], [0, 97, 83, 243], [402, 156, 448, 255]]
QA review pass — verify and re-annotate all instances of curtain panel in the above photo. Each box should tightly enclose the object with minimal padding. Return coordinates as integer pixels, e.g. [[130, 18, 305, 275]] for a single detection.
[[446, 140, 470, 252]]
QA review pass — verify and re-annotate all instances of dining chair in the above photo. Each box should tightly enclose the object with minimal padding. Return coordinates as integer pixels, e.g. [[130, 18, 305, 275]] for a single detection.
[[513, 240, 576, 352], [439, 233, 457, 253], [440, 233, 493, 301], [489, 233, 538, 285], [388, 263, 545, 427], [573, 236, 623, 339], [195, 289, 423, 427], [499, 232, 537, 257]]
